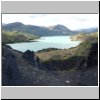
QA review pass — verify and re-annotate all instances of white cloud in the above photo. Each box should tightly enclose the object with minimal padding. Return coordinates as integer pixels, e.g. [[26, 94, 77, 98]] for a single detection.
[[2, 14, 98, 30]]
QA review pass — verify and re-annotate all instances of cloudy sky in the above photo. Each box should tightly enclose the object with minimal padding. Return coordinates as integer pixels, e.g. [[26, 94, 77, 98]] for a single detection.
[[2, 14, 98, 30]]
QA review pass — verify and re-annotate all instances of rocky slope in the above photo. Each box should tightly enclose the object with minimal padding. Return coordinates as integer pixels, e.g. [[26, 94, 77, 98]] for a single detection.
[[2, 35, 98, 86]]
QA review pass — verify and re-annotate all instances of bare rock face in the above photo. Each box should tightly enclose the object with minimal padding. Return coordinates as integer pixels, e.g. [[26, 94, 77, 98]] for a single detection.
[[87, 43, 98, 68], [22, 50, 42, 68], [2, 45, 21, 85], [2, 46, 45, 86], [22, 50, 35, 65]]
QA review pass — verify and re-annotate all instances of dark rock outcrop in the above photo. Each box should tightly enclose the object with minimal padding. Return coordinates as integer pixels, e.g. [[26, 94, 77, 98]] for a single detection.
[[87, 43, 98, 68], [2, 45, 21, 85], [22, 50, 42, 68], [22, 50, 35, 65]]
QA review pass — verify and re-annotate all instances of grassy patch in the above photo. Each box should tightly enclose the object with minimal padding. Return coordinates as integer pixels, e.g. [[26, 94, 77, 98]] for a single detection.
[[2, 30, 39, 44]]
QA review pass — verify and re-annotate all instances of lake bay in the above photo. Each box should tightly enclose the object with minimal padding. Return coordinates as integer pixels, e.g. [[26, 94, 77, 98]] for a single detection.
[[7, 36, 81, 52]]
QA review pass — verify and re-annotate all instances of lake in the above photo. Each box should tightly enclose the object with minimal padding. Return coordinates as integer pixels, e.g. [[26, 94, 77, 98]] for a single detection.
[[7, 36, 81, 52]]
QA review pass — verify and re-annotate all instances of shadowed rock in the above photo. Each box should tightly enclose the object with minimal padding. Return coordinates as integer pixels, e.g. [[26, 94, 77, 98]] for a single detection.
[[22, 50, 42, 68], [87, 43, 98, 68], [22, 50, 35, 64], [2, 45, 21, 85]]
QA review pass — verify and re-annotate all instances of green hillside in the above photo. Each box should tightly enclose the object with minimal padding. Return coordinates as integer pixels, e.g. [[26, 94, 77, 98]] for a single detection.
[[70, 32, 98, 41], [2, 30, 39, 44]]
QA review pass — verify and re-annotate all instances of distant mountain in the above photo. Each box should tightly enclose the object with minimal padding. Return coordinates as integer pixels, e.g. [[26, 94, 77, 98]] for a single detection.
[[2, 22, 75, 36], [2, 22, 98, 36], [47, 24, 73, 35], [77, 27, 98, 34]]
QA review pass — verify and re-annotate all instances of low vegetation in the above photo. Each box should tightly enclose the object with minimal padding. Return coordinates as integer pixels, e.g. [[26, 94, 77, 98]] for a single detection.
[[70, 32, 98, 41], [2, 30, 39, 44], [37, 32, 98, 71]]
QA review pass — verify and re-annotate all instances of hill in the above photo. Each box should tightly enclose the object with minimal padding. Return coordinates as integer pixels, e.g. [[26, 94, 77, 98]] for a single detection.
[[2, 30, 39, 44], [70, 32, 98, 41]]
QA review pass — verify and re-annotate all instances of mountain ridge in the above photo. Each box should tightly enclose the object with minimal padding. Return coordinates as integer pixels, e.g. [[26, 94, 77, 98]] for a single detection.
[[2, 22, 98, 36], [2, 22, 74, 36], [76, 27, 98, 33]]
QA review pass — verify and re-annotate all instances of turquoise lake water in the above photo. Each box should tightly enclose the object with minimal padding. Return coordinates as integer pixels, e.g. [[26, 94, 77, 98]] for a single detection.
[[7, 36, 81, 52]]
